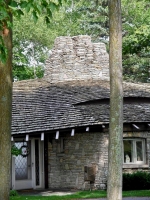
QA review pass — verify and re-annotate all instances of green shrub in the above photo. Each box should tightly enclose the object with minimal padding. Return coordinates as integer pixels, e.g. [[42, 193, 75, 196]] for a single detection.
[[11, 145, 21, 156], [123, 171, 150, 190], [10, 190, 18, 196]]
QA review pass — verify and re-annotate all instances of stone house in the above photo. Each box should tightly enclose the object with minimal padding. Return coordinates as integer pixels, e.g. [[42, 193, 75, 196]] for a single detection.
[[11, 35, 150, 190]]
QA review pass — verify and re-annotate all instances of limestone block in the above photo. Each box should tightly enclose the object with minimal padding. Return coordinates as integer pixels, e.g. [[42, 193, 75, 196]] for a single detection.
[[45, 35, 109, 82], [75, 143, 79, 150]]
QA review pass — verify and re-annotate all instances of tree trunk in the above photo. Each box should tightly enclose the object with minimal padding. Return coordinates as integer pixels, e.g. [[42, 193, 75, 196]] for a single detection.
[[107, 0, 123, 200], [0, 3, 12, 199]]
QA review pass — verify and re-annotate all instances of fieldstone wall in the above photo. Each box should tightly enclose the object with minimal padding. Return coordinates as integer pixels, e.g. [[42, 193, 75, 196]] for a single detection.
[[48, 132, 109, 190], [45, 35, 109, 83], [48, 131, 150, 190]]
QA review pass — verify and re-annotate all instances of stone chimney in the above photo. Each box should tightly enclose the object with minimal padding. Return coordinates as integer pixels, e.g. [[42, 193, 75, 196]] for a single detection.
[[45, 35, 109, 83]]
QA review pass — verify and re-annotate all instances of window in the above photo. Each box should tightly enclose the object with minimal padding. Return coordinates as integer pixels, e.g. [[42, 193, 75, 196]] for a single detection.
[[123, 139, 145, 164]]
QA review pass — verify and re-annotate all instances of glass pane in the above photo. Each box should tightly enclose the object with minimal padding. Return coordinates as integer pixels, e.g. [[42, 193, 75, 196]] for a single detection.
[[123, 140, 133, 163], [15, 154, 28, 180], [136, 141, 143, 161], [15, 142, 31, 180]]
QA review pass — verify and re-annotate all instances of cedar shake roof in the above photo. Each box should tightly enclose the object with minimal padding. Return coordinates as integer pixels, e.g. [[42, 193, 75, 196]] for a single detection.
[[12, 78, 150, 135], [11, 36, 150, 135]]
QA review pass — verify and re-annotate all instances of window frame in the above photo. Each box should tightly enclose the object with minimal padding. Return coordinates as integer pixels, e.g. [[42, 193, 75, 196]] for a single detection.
[[123, 138, 146, 165]]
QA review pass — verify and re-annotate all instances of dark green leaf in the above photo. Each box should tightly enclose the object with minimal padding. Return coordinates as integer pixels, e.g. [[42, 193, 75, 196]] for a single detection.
[[0, 46, 7, 64], [25, 2, 32, 13], [49, 2, 57, 12], [45, 16, 50, 25], [41, 0, 48, 7], [20, 1, 28, 8], [58, 0, 63, 6], [32, 11, 38, 23], [16, 9, 24, 18], [10, 1, 18, 7], [47, 9, 52, 18]]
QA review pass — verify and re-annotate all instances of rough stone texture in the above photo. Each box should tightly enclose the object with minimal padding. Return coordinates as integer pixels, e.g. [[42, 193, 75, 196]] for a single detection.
[[45, 35, 109, 83], [48, 132, 109, 190], [48, 131, 150, 190]]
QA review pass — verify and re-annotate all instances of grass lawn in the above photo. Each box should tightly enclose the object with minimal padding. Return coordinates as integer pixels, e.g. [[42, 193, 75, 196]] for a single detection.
[[10, 190, 150, 200]]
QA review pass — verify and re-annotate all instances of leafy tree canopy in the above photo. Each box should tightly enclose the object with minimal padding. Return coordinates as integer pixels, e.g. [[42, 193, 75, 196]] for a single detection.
[[2, 0, 149, 82], [122, 0, 150, 82], [0, 0, 63, 63]]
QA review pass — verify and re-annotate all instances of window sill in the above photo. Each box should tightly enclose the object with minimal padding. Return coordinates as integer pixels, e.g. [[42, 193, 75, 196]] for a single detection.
[[123, 164, 149, 169]]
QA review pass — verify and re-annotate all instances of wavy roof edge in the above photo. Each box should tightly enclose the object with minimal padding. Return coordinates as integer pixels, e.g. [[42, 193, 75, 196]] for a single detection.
[[13, 77, 150, 96]]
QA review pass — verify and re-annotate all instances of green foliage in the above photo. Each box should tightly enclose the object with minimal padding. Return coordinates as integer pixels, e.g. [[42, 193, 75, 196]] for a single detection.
[[13, 13, 55, 49], [10, 190, 18, 197], [77, 0, 109, 41], [11, 5, 64, 81], [0, 35, 8, 63], [122, 0, 150, 82], [13, 13, 54, 63], [123, 52, 150, 83], [9, 0, 62, 23], [11, 145, 21, 156], [0, 0, 63, 63], [13, 65, 44, 81], [123, 25, 150, 55], [123, 171, 150, 190], [58, 0, 109, 41], [0, 1, 10, 25]]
